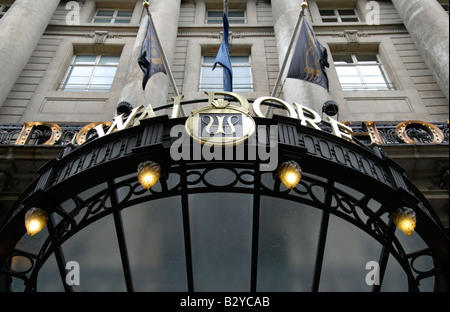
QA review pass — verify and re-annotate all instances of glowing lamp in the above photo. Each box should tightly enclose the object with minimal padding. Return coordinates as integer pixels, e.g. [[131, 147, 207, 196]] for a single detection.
[[25, 208, 48, 236], [392, 207, 416, 236], [278, 161, 302, 189], [137, 161, 161, 190]]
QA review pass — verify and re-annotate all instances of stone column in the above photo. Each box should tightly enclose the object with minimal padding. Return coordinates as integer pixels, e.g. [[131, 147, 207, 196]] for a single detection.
[[392, 0, 449, 101], [0, 0, 61, 108], [271, 0, 330, 113], [119, 0, 181, 112]]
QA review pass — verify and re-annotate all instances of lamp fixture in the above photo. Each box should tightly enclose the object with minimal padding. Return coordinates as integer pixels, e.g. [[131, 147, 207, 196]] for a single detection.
[[322, 100, 339, 117], [24, 208, 48, 236], [137, 161, 161, 190], [392, 207, 416, 236], [278, 161, 302, 189]]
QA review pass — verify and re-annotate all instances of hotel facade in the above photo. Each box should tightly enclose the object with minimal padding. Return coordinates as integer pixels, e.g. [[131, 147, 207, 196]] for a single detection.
[[0, 0, 448, 292]]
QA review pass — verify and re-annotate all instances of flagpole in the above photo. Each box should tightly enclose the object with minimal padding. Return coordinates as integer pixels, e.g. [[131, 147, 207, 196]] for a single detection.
[[271, 1, 308, 97], [143, 1, 180, 97], [224, 0, 229, 16]]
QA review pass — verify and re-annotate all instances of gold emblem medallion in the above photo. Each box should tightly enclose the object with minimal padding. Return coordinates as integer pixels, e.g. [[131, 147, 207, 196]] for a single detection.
[[185, 91, 256, 146]]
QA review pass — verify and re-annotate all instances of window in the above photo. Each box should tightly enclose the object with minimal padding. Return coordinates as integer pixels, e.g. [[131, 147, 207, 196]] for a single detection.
[[206, 10, 246, 24], [319, 9, 360, 22], [333, 54, 394, 91], [200, 56, 253, 92], [60, 55, 120, 92], [0, 4, 9, 19], [92, 9, 133, 23]]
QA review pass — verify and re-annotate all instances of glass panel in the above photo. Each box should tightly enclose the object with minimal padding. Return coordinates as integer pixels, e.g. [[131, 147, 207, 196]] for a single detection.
[[228, 11, 245, 18], [93, 18, 112, 23], [380, 255, 408, 292], [322, 18, 338, 22], [233, 67, 251, 77], [319, 214, 383, 291], [61, 214, 126, 291], [189, 193, 253, 292], [203, 56, 216, 64], [356, 54, 378, 63], [207, 11, 223, 18], [338, 9, 357, 16], [69, 66, 94, 76], [231, 56, 250, 64], [121, 197, 188, 291], [336, 66, 359, 77], [99, 55, 120, 65], [116, 11, 133, 17], [320, 10, 336, 16], [93, 66, 117, 77], [65, 76, 90, 86], [341, 17, 359, 22], [359, 65, 383, 76], [333, 54, 354, 64], [73, 55, 96, 64], [257, 197, 323, 291], [114, 19, 131, 23], [36, 254, 65, 292], [96, 10, 114, 17]]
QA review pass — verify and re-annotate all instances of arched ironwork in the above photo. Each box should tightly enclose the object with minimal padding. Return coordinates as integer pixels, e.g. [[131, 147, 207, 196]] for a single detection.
[[0, 111, 448, 292]]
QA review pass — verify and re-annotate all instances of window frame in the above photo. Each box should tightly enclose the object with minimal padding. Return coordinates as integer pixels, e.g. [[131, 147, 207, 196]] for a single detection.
[[333, 53, 395, 91], [59, 54, 120, 92], [319, 8, 361, 23], [92, 9, 133, 24], [199, 55, 253, 92], [206, 9, 247, 24]]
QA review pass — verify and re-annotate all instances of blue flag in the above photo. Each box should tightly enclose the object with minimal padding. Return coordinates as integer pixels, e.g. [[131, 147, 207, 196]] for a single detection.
[[287, 18, 329, 91], [213, 13, 233, 92], [138, 18, 167, 90]]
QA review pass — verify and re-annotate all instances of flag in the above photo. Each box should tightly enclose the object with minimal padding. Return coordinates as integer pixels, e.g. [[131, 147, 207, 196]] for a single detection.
[[213, 13, 233, 92], [138, 17, 166, 90], [287, 18, 329, 91]]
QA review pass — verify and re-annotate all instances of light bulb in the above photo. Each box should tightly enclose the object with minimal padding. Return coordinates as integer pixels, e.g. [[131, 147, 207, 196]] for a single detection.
[[25, 208, 48, 236], [278, 161, 302, 189], [137, 161, 161, 190], [393, 207, 416, 236]]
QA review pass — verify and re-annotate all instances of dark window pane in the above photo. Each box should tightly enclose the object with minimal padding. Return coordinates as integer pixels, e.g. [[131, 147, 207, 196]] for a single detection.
[[320, 10, 336, 16]]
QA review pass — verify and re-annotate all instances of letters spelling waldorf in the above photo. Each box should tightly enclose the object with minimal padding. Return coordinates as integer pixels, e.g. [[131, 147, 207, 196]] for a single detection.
[[14, 91, 444, 147]]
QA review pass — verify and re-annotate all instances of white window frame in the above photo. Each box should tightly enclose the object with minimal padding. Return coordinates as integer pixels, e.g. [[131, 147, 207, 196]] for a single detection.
[[60, 54, 120, 92], [333, 53, 395, 91], [319, 8, 360, 23], [200, 55, 253, 92], [92, 9, 133, 24], [206, 9, 247, 24]]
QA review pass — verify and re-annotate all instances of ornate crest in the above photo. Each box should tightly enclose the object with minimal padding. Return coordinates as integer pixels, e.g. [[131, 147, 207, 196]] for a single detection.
[[185, 91, 256, 146]]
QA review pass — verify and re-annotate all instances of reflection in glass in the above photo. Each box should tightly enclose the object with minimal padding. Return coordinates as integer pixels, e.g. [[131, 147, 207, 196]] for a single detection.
[[319, 215, 383, 291], [121, 197, 188, 291], [189, 193, 253, 292], [60, 215, 126, 291], [257, 196, 322, 291]]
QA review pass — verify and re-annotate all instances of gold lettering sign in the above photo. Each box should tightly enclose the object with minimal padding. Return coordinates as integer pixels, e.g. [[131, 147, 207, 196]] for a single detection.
[[185, 91, 256, 146], [15, 122, 62, 146]]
